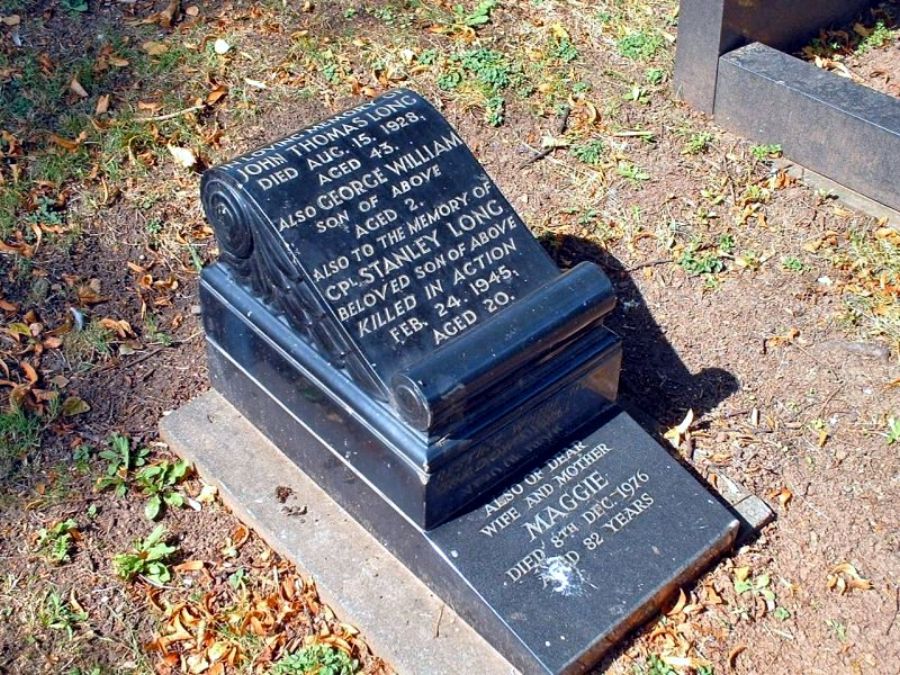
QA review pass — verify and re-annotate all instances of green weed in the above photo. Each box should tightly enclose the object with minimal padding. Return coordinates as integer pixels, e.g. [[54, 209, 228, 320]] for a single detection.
[[886, 417, 899, 444], [679, 239, 728, 276], [60, 0, 89, 13], [135, 459, 189, 520], [35, 519, 79, 564], [272, 644, 359, 675], [773, 606, 792, 621], [438, 48, 528, 125], [417, 49, 438, 66], [616, 161, 650, 183], [617, 31, 663, 61], [39, 590, 88, 638], [644, 67, 665, 84], [112, 525, 178, 584], [622, 84, 650, 104], [751, 143, 782, 160], [96, 434, 150, 497], [453, 0, 499, 28], [569, 139, 605, 166], [858, 21, 896, 54], [782, 256, 806, 272], [826, 618, 847, 641], [633, 654, 677, 675], [683, 132, 713, 155], [551, 37, 579, 63], [143, 314, 174, 346]]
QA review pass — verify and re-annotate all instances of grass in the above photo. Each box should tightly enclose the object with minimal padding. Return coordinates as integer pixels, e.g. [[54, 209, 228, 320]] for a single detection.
[[63, 320, 115, 366], [0, 407, 45, 477]]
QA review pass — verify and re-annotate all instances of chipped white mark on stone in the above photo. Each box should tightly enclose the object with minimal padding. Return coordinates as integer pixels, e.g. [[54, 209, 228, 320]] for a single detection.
[[538, 556, 588, 597]]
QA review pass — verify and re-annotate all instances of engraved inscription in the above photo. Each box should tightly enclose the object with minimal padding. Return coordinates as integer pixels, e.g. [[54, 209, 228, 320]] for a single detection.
[[208, 89, 559, 384], [475, 438, 662, 590]]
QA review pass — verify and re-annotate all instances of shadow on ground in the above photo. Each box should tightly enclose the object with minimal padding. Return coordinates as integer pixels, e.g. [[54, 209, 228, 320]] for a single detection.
[[542, 234, 740, 429]]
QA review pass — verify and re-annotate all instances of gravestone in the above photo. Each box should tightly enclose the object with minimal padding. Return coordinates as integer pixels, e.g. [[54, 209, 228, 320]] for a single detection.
[[199, 89, 738, 674]]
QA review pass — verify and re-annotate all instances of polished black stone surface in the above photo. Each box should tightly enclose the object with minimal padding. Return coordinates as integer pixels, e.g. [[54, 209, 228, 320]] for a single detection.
[[199, 90, 739, 672], [201, 264, 622, 529], [200, 90, 626, 527], [204, 291, 739, 673], [201, 89, 561, 407]]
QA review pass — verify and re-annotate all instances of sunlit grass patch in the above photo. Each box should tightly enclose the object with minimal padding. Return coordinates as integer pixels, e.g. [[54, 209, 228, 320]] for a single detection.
[[0, 406, 44, 477], [812, 225, 900, 347]]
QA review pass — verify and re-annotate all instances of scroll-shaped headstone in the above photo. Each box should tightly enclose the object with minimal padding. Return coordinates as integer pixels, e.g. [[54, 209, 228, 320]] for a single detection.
[[198, 90, 739, 674], [201, 90, 625, 527], [202, 90, 561, 406]]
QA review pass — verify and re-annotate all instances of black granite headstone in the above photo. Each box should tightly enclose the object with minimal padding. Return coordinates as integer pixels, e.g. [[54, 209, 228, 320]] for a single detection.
[[199, 89, 738, 674]]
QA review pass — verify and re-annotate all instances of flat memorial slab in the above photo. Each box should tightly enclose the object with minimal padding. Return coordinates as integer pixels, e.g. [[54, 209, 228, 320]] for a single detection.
[[162, 384, 738, 673], [160, 390, 516, 675]]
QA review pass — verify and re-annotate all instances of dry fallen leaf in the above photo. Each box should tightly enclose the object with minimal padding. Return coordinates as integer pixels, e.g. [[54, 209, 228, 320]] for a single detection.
[[50, 132, 86, 151], [768, 486, 793, 510], [173, 559, 206, 572], [206, 83, 228, 105], [733, 566, 751, 582], [167, 144, 197, 169], [142, 41, 169, 56], [197, 483, 217, 503], [62, 396, 91, 417], [159, 0, 181, 28], [185, 5, 199, 17], [728, 645, 746, 669], [21, 362, 38, 385], [0, 15, 21, 26], [664, 409, 694, 448], [99, 317, 134, 338], [95, 94, 110, 115], [69, 76, 88, 98], [827, 562, 873, 594]]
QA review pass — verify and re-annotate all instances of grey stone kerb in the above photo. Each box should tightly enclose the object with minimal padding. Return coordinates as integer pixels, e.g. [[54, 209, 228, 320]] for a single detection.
[[160, 390, 518, 675]]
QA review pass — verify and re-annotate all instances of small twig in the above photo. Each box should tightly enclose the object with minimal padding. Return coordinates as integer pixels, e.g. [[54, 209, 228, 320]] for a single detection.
[[433, 603, 445, 638], [623, 258, 675, 273], [886, 587, 899, 636], [118, 346, 168, 370], [134, 104, 205, 123], [520, 106, 571, 167]]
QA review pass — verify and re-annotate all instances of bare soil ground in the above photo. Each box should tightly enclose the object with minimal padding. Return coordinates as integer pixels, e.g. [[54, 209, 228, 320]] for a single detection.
[[0, 1, 898, 674]]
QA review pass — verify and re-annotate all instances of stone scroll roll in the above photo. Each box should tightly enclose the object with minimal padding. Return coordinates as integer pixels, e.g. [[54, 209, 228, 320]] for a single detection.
[[200, 89, 615, 433]]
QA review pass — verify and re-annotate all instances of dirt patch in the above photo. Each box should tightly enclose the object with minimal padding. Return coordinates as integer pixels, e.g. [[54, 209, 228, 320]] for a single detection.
[[1, 0, 898, 673]]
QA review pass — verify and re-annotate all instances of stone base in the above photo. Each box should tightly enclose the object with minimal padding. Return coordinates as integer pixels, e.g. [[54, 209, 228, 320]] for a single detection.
[[164, 349, 738, 674], [160, 391, 516, 675]]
